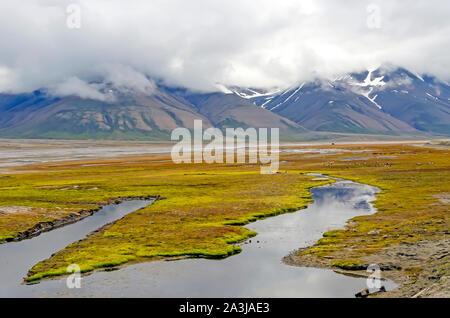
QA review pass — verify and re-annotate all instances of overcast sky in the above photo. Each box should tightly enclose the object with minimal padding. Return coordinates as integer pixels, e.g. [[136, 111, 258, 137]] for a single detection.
[[0, 0, 449, 97]]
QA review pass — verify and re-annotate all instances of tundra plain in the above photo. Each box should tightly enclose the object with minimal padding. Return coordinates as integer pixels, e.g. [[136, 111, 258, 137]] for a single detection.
[[0, 140, 448, 297]]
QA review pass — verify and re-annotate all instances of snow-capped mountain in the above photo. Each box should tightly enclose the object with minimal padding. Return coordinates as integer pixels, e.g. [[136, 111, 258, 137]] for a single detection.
[[0, 82, 303, 140], [231, 67, 450, 135], [0, 66, 448, 140]]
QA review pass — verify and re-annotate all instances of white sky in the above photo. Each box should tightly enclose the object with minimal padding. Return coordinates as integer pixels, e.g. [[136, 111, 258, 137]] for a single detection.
[[0, 0, 449, 96]]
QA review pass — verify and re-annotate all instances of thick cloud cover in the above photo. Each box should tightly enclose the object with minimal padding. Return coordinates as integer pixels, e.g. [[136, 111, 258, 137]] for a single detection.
[[0, 0, 449, 97]]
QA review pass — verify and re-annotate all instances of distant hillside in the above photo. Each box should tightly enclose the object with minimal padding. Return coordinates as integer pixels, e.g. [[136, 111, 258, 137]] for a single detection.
[[0, 66, 448, 140], [0, 87, 209, 140], [232, 67, 450, 136], [181, 92, 305, 131], [0, 85, 304, 140]]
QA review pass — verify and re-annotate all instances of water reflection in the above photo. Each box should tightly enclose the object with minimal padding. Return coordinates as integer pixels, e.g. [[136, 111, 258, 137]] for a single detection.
[[8, 180, 395, 297], [0, 200, 153, 297]]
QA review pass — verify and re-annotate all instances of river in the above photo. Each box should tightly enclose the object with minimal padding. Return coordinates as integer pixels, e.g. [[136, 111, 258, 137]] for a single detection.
[[0, 178, 395, 297]]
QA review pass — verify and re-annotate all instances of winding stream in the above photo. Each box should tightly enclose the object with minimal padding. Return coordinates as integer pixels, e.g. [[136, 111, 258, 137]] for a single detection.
[[0, 178, 395, 297], [0, 200, 153, 297]]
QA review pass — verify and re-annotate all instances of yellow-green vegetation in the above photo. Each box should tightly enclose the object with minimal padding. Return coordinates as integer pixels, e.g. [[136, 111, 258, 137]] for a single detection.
[[330, 259, 365, 270], [0, 158, 167, 242], [295, 144, 449, 273], [0, 157, 328, 282], [0, 179, 102, 242], [1, 143, 448, 284]]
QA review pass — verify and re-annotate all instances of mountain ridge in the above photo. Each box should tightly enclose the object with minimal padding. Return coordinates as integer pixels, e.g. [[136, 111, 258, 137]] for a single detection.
[[231, 67, 450, 136], [0, 66, 448, 140]]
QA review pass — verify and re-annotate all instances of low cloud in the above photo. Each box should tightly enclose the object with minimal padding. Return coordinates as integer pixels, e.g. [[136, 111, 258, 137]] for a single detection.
[[48, 64, 155, 100], [99, 64, 155, 95], [0, 0, 448, 96], [49, 77, 109, 101]]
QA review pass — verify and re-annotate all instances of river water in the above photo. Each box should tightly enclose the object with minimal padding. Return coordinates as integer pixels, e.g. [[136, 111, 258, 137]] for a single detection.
[[0, 179, 395, 297], [0, 200, 153, 297]]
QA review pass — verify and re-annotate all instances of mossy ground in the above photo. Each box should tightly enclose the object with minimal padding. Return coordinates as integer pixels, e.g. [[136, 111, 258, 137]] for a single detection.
[[0, 143, 448, 284], [296, 145, 449, 269], [0, 155, 328, 281]]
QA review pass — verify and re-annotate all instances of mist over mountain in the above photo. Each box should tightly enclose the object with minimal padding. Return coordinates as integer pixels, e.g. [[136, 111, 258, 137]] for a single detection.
[[232, 67, 450, 135], [0, 1, 449, 139], [0, 66, 448, 139], [1, 1, 449, 94], [0, 82, 304, 140]]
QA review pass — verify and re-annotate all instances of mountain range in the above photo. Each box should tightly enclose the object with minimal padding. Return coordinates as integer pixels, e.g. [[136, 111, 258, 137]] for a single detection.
[[231, 67, 450, 135], [0, 66, 448, 140]]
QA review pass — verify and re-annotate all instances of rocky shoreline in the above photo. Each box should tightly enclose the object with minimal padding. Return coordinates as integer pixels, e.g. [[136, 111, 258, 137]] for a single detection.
[[2, 195, 163, 244], [283, 239, 449, 298]]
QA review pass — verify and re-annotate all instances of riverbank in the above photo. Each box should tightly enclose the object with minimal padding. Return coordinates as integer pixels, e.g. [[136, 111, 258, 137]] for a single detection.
[[6, 178, 392, 297], [284, 239, 449, 297], [283, 143, 449, 297], [1, 195, 162, 244], [0, 157, 330, 282], [0, 200, 155, 297], [0, 142, 448, 297]]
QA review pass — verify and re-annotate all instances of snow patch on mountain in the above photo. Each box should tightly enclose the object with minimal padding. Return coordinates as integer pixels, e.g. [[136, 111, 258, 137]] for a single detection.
[[352, 69, 386, 87], [361, 87, 382, 109], [270, 83, 305, 110]]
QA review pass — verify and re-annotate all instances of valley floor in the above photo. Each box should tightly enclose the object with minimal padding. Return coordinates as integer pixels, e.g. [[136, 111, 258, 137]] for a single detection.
[[0, 141, 448, 297]]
